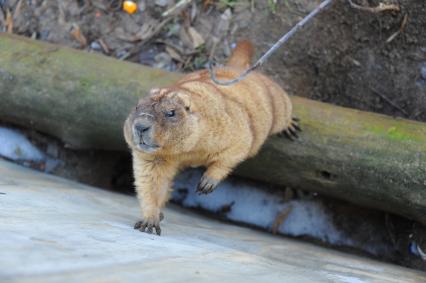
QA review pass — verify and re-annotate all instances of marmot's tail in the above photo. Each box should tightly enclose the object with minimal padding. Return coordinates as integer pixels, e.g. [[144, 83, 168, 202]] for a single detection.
[[226, 40, 254, 69]]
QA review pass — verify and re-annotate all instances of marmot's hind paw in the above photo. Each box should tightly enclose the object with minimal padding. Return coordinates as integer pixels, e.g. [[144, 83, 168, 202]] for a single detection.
[[134, 212, 164, 236], [278, 117, 302, 141], [196, 175, 219, 195]]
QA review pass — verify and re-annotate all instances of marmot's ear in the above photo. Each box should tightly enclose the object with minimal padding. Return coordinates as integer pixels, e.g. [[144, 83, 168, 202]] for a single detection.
[[173, 92, 191, 111], [150, 88, 160, 95], [148, 88, 163, 101]]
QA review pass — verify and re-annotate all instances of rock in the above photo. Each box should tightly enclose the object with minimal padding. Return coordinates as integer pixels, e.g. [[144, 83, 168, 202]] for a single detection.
[[90, 41, 102, 51]]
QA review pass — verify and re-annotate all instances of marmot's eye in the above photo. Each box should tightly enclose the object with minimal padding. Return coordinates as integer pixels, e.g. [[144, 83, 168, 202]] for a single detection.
[[165, 110, 175, 118]]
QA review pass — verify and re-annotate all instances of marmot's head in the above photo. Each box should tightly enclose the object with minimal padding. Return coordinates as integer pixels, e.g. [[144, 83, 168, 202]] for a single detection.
[[124, 88, 200, 154]]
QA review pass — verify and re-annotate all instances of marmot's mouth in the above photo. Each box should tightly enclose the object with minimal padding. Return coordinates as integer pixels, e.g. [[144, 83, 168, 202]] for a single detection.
[[136, 137, 160, 153]]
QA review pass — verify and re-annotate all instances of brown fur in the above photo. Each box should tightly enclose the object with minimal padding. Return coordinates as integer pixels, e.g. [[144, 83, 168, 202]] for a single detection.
[[123, 41, 298, 235]]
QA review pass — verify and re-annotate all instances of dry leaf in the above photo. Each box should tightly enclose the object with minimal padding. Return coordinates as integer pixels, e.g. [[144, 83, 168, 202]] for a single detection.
[[187, 26, 204, 49], [166, 46, 183, 62], [70, 24, 87, 48], [6, 9, 13, 33], [179, 26, 193, 50]]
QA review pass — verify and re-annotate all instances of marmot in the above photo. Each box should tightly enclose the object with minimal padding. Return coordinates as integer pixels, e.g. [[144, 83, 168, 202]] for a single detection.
[[123, 41, 300, 235]]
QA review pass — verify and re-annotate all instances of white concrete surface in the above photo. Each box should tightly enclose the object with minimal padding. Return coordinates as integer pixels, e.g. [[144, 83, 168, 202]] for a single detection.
[[0, 160, 425, 283]]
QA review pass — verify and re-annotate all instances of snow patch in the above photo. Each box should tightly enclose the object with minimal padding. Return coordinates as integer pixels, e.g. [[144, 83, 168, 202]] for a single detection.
[[173, 169, 352, 246], [0, 127, 45, 162]]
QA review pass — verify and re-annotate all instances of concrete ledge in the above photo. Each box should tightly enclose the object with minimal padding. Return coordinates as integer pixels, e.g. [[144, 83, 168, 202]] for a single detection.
[[0, 160, 424, 283]]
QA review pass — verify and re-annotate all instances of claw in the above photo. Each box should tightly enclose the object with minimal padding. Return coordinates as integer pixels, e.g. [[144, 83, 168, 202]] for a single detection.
[[283, 130, 294, 141], [155, 225, 161, 236], [290, 117, 302, 132], [196, 175, 219, 195], [278, 117, 301, 141], [134, 220, 143, 230], [146, 224, 154, 234], [140, 222, 148, 231], [288, 126, 295, 134], [134, 215, 162, 236], [288, 127, 299, 138], [293, 123, 302, 132]]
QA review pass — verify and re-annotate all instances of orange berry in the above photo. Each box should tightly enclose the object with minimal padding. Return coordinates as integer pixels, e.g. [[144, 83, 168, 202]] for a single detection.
[[123, 1, 138, 14]]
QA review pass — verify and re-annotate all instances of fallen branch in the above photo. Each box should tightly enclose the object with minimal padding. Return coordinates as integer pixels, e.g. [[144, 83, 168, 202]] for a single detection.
[[386, 14, 409, 43], [370, 87, 408, 116], [348, 0, 400, 13]]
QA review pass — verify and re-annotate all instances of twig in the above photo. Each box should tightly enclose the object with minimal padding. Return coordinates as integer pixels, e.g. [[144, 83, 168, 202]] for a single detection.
[[107, 0, 123, 11], [413, 111, 423, 119], [98, 38, 110, 54], [162, 0, 193, 17], [120, 17, 173, 60], [385, 214, 397, 246], [156, 39, 200, 56], [386, 14, 408, 43], [13, 0, 23, 20], [417, 244, 426, 261], [370, 87, 408, 116], [208, 0, 334, 86], [271, 205, 293, 235], [6, 8, 13, 33], [348, 0, 400, 13]]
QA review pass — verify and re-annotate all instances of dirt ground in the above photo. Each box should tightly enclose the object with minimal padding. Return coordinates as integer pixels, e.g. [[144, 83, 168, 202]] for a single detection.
[[0, 0, 425, 271], [247, 0, 426, 122]]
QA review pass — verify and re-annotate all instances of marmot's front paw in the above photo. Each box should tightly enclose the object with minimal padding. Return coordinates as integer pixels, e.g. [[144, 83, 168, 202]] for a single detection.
[[196, 175, 219, 195], [134, 212, 164, 236]]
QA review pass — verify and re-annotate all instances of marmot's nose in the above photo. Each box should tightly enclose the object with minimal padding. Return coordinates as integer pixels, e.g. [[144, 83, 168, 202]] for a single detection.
[[134, 122, 151, 137]]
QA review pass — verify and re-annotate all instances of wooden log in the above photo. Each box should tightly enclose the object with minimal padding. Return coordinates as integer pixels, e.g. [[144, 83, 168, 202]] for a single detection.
[[237, 97, 426, 225], [0, 34, 425, 224], [0, 34, 181, 150]]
